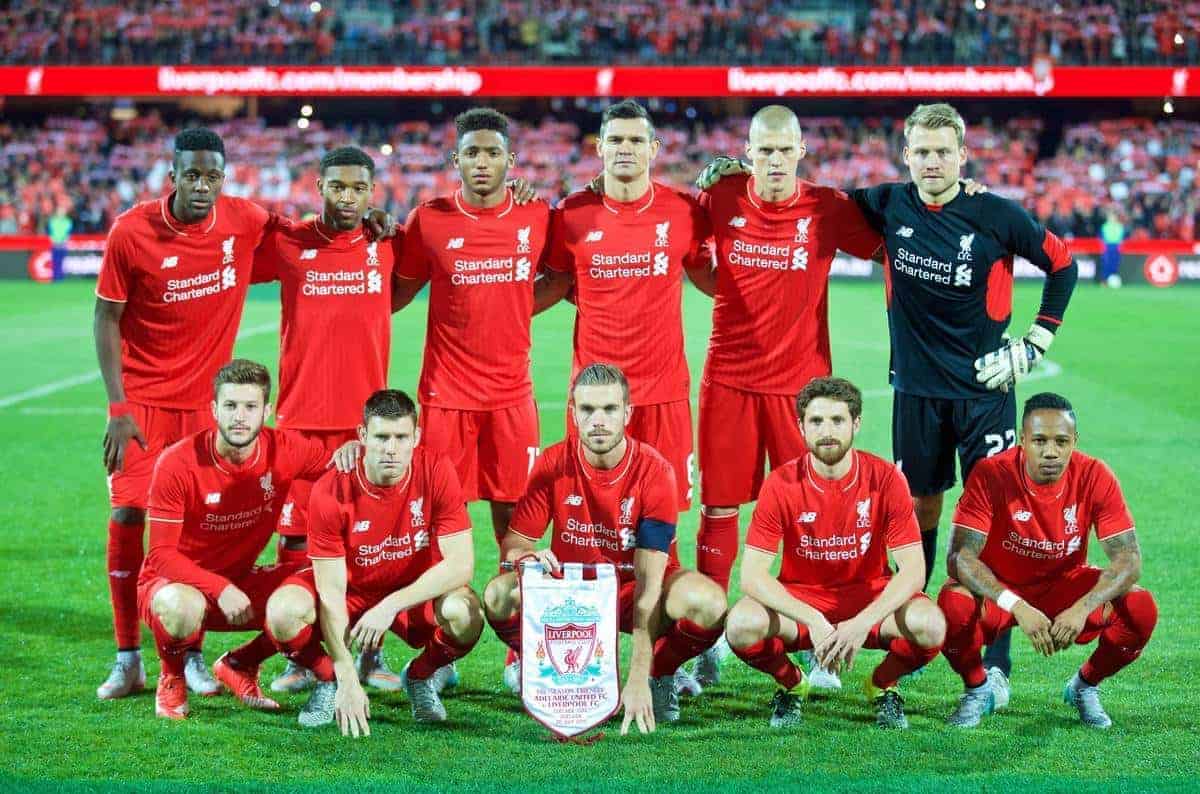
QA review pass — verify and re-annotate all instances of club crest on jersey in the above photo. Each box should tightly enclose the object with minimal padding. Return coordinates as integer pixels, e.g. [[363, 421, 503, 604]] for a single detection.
[[1064, 504, 1079, 535], [446, 237, 464, 250], [300, 249, 317, 260], [794, 217, 811, 243], [896, 226, 914, 238], [410, 497, 426, 527], [366, 241, 379, 267], [618, 497, 635, 526], [516, 226, 532, 253], [858, 531, 872, 556], [414, 529, 431, 550], [957, 233, 974, 262], [655, 221, 670, 248], [161, 255, 178, 269], [856, 497, 872, 528], [222, 236, 236, 265], [205, 492, 221, 505], [585, 230, 603, 242], [280, 502, 295, 527], [260, 472, 274, 500], [352, 519, 371, 533], [564, 494, 583, 506], [729, 216, 747, 228]]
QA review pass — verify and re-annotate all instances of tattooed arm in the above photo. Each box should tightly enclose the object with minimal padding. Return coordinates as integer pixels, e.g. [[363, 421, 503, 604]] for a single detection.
[[1050, 530, 1143, 649]]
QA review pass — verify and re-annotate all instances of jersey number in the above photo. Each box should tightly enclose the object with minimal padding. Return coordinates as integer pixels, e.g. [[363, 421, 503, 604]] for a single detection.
[[985, 430, 1017, 457], [526, 446, 540, 474]]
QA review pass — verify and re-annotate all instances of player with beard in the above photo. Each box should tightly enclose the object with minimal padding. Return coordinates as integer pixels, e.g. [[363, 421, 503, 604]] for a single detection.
[[726, 377, 944, 730], [482, 364, 727, 733], [139, 360, 357, 720]]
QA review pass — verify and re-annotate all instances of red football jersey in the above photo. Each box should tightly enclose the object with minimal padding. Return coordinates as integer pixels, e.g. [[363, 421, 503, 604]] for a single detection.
[[143, 427, 333, 598], [306, 448, 471, 597], [254, 219, 399, 430], [745, 450, 920, 589], [398, 190, 549, 410], [700, 174, 882, 395], [95, 194, 273, 409], [510, 439, 681, 582], [546, 183, 710, 406], [953, 447, 1135, 589]]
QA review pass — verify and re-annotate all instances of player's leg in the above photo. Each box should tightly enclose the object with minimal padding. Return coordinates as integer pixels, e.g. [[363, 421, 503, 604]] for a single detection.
[[142, 579, 207, 719], [647, 569, 727, 721], [397, 588, 484, 722], [479, 397, 540, 547], [483, 570, 522, 692], [954, 392, 1018, 679], [264, 576, 341, 727], [937, 582, 1014, 727], [893, 391, 957, 590], [271, 475, 318, 693], [725, 596, 806, 727], [867, 594, 947, 729]]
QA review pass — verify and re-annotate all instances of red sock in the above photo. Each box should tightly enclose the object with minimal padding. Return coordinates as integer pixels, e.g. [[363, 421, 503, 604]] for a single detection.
[[1079, 589, 1158, 685], [147, 612, 200, 677], [872, 636, 941, 689], [732, 637, 802, 690], [266, 622, 335, 682], [407, 627, 476, 680], [651, 619, 724, 678], [487, 612, 521, 654], [276, 536, 309, 568], [696, 511, 739, 592], [107, 518, 145, 649], [226, 632, 277, 670], [938, 587, 989, 688]]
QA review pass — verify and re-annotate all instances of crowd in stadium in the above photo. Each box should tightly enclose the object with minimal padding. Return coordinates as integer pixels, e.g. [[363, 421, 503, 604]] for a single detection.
[[0, 0, 1194, 66], [0, 111, 1194, 241]]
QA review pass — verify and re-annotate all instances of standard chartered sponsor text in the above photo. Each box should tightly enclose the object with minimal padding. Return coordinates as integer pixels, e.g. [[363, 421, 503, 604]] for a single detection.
[[894, 247, 954, 284], [158, 67, 484, 96], [729, 238, 793, 270], [163, 270, 229, 302]]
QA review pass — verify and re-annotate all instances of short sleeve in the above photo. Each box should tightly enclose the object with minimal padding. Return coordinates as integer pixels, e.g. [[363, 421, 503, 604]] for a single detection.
[[544, 207, 573, 275], [685, 193, 713, 269], [745, 473, 786, 555], [882, 468, 921, 551], [429, 454, 471, 539], [96, 219, 134, 303], [1092, 461, 1135, 540], [849, 184, 892, 234], [509, 451, 556, 541], [639, 457, 679, 525], [396, 208, 430, 282], [306, 473, 347, 559], [952, 464, 995, 535], [146, 451, 189, 523], [240, 199, 273, 247], [250, 224, 283, 284], [829, 189, 883, 260]]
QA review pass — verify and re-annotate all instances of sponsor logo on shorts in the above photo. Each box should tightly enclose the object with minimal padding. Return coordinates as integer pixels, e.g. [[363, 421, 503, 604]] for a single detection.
[[205, 492, 221, 505], [446, 237, 464, 249], [353, 520, 371, 533], [564, 494, 583, 506], [161, 255, 178, 269]]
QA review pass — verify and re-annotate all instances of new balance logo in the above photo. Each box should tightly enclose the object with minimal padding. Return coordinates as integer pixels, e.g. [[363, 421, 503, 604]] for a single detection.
[[205, 492, 221, 505], [353, 520, 371, 533], [585, 230, 604, 242], [797, 512, 817, 523], [564, 494, 583, 506], [896, 226, 914, 238], [655, 221, 670, 247], [446, 238, 464, 249], [516, 226, 531, 253], [300, 249, 318, 260], [221, 235, 236, 265], [729, 216, 747, 228], [161, 255, 178, 269], [1013, 510, 1032, 522]]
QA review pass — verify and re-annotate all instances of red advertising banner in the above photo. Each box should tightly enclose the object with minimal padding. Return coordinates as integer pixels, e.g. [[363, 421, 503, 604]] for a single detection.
[[1, 65, 1196, 98]]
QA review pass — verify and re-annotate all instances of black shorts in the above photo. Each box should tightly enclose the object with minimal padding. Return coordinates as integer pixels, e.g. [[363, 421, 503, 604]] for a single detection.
[[891, 390, 1017, 496]]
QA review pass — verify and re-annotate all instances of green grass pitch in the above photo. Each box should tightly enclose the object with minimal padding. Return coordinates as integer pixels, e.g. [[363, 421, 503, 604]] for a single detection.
[[0, 279, 1197, 792]]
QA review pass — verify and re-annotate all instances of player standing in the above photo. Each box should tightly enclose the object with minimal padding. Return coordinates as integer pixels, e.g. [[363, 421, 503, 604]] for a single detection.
[[850, 103, 1078, 688], [392, 109, 550, 550], [253, 146, 404, 693], [941, 393, 1156, 728], [94, 129, 278, 700], [482, 364, 727, 732], [726, 377, 944, 729], [140, 360, 356, 719], [264, 390, 480, 734]]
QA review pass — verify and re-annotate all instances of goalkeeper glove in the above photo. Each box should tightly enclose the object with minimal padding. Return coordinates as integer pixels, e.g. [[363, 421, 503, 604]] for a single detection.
[[695, 156, 750, 190], [974, 324, 1055, 391]]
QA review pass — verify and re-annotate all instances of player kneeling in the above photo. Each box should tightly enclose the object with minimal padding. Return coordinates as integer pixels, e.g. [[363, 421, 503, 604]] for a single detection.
[[726, 377, 944, 730], [264, 390, 482, 736], [483, 364, 726, 733], [940, 393, 1157, 729]]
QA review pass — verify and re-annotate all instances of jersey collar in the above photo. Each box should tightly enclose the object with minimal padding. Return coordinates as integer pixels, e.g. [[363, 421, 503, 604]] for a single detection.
[[1017, 449, 1069, 500], [454, 188, 514, 221], [746, 177, 802, 211], [355, 456, 411, 499], [160, 193, 218, 237], [576, 438, 635, 487], [803, 449, 859, 494], [600, 182, 655, 215], [207, 429, 263, 475], [311, 217, 365, 247]]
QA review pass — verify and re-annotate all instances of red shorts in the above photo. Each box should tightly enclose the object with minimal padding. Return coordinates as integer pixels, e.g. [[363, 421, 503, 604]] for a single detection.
[[420, 398, 540, 503], [566, 398, 694, 511], [945, 566, 1109, 645], [699, 379, 805, 506], [282, 568, 440, 648], [276, 428, 359, 538], [108, 402, 214, 509], [138, 563, 300, 632], [616, 559, 684, 634], [779, 578, 930, 651]]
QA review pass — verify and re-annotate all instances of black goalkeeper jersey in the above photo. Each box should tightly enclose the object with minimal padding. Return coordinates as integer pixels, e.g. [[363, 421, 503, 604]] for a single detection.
[[852, 183, 1075, 399]]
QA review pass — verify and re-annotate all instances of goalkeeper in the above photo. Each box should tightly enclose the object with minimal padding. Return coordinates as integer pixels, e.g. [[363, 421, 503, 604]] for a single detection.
[[846, 103, 1077, 682]]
